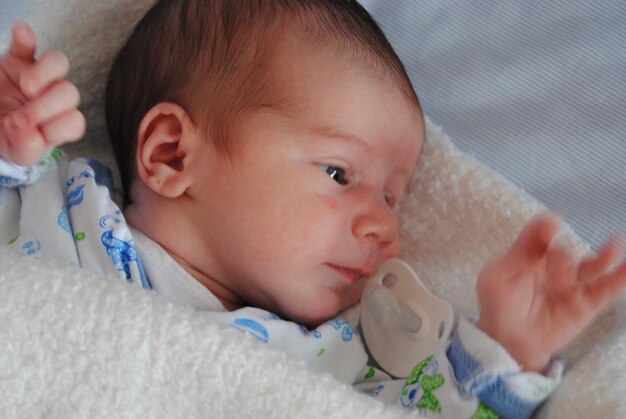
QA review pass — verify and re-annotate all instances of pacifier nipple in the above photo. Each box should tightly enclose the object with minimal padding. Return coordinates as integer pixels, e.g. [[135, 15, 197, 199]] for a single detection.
[[363, 276, 422, 334]]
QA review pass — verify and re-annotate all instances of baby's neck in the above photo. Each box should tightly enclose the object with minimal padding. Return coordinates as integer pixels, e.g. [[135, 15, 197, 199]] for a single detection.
[[125, 196, 243, 311]]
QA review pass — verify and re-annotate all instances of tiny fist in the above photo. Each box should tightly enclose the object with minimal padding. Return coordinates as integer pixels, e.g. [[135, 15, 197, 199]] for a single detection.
[[21, 78, 39, 98]]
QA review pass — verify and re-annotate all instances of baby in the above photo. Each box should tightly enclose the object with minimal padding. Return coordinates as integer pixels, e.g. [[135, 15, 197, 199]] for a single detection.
[[1, 1, 625, 417]]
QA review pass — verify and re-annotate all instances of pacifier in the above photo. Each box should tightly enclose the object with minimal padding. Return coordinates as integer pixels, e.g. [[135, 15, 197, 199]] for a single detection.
[[360, 258, 454, 377]]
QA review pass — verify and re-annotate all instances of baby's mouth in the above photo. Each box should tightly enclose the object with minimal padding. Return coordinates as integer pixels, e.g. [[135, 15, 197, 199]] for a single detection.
[[327, 264, 370, 285]]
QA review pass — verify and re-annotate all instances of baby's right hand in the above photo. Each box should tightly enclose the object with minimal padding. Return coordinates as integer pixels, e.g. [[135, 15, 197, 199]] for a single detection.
[[0, 22, 85, 166]]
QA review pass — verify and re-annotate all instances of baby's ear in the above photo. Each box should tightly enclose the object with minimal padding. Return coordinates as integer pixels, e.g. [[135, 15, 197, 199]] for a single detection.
[[136, 102, 200, 198]]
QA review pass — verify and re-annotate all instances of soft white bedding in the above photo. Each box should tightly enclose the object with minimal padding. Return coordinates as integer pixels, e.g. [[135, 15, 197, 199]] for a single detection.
[[1, 1, 625, 417]]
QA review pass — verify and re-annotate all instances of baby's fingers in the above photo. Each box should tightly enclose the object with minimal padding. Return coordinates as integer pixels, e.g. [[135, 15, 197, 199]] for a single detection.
[[508, 213, 561, 261], [578, 237, 625, 283], [1, 23, 37, 83], [19, 50, 70, 99], [1, 107, 84, 167], [8, 79, 79, 129], [38, 108, 86, 146], [1, 117, 48, 166], [8, 22, 36, 61], [586, 261, 626, 308]]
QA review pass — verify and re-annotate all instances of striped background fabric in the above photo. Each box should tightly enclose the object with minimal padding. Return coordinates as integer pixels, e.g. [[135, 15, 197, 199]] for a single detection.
[[361, 1, 625, 250]]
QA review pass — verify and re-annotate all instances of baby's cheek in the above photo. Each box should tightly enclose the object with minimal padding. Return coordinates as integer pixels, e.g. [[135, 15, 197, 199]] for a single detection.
[[316, 195, 342, 214], [296, 196, 341, 227], [325, 198, 340, 212], [289, 196, 349, 253], [318, 196, 350, 250]]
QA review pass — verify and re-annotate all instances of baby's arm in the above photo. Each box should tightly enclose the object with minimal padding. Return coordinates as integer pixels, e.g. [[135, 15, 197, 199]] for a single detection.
[[476, 213, 626, 372], [0, 22, 84, 167]]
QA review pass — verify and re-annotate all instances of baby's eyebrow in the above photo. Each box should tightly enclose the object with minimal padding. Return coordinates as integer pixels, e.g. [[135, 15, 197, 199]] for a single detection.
[[310, 126, 371, 152], [309, 125, 416, 182]]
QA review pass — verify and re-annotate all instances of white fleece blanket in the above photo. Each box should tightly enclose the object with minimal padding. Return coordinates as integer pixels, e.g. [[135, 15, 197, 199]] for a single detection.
[[1, 1, 625, 417]]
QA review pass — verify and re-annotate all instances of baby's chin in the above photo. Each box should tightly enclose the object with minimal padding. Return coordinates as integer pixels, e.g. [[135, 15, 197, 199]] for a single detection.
[[278, 292, 356, 327], [286, 312, 336, 329]]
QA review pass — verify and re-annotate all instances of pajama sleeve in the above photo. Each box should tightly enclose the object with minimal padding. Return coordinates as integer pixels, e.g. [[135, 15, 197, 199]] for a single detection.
[[0, 152, 58, 246], [0, 150, 151, 289], [0, 151, 56, 187], [446, 317, 563, 419]]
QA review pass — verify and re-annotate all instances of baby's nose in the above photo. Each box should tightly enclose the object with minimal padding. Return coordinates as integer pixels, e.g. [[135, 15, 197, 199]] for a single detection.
[[352, 199, 399, 251]]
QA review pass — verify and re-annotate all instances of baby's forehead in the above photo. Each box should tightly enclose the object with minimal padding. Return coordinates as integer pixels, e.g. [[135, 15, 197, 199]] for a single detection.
[[259, 41, 424, 149], [261, 30, 421, 111]]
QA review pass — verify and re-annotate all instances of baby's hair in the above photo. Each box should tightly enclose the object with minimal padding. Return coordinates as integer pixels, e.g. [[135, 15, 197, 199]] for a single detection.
[[105, 0, 420, 203]]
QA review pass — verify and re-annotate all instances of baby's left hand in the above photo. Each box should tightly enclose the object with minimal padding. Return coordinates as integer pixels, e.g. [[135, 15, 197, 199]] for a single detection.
[[476, 213, 626, 372], [0, 22, 84, 166]]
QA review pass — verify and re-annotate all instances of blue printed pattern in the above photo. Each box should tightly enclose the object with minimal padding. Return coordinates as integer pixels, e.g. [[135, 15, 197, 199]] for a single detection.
[[66, 184, 85, 208], [231, 314, 357, 346], [299, 325, 322, 339], [371, 385, 385, 397], [0, 158, 42, 187], [233, 318, 270, 343], [0, 175, 23, 187], [64, 162, 151, 290], [99, 212, 144, 284], [57, 205, 72, 234], [20, 239, 41, 257], [328, 317, 357, 342], [66, 170, 94, 208]]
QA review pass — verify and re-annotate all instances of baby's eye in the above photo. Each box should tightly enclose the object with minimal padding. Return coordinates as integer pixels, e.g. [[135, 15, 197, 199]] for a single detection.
[[320, 165, 348, 186]]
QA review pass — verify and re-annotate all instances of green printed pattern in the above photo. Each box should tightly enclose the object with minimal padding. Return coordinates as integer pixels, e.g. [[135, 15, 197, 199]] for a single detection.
[[472, 402, 498, 419], [403, 356, 445, 413]]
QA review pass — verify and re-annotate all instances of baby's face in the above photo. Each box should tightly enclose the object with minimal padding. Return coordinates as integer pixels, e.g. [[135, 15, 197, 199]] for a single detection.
[[190, 39, 423, 325]]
